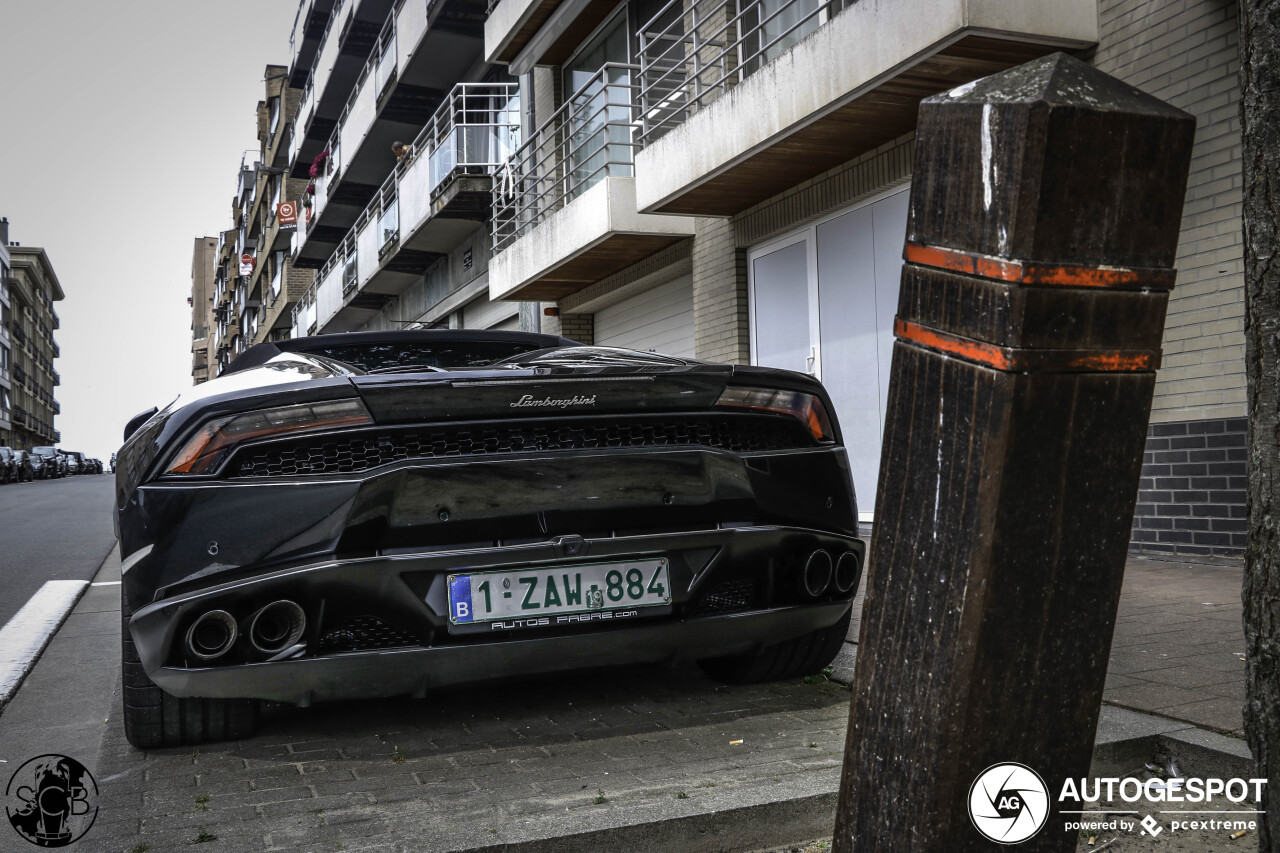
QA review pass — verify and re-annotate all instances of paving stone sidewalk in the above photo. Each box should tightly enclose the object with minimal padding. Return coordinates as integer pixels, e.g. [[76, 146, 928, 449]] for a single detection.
[[0, 552, 1250, 853], [1104, 557, 1246, 735]]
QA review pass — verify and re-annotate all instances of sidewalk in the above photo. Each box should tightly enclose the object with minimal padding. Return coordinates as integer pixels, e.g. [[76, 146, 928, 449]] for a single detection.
[[0, 552, 1253, 852], [1102, 557, 1246, 735]]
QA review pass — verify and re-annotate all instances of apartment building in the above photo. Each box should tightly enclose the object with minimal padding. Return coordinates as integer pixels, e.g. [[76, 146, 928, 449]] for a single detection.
[[285, 0, 537, 339], [190, 236, 217, 384], [0, 219, 11, 447], [196, 0, 1242, 556], [206, 64, 316, 375], [475, 0, 1246, 558], [2, 227, 62, 448]]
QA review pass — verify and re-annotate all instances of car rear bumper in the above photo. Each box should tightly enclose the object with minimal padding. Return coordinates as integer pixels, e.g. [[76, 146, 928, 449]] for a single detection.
[[129, 524, 864, 704], [144, 600, 852, 704]]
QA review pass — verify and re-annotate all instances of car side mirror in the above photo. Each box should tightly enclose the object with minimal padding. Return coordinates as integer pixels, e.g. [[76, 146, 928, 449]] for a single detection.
[[123, 407, 159, 442]]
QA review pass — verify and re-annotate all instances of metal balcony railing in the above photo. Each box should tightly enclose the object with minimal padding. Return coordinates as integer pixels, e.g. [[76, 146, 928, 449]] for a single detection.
[[412, 83, 521, 198], [492, 64, 639, 253], [308, 83, 521, 308], [637, 0, 838, 144]]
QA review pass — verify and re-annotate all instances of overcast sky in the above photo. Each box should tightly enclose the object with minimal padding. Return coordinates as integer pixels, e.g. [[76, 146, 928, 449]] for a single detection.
[[0, 0, 299, 461]]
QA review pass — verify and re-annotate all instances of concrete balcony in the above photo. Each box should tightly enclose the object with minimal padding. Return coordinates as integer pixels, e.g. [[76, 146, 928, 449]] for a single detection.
[[310, 83, 521, 332], [289, 0, 338, 88], [633, 0, 1098, 215], [292, 0, 488, 267], [291, 0, 397, 181], [489, 64, 695, 302], [484, 0, 618, 70]]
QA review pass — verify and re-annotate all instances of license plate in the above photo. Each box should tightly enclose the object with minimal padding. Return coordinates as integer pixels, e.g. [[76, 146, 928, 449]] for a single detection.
[[447, 559, 671, 625]]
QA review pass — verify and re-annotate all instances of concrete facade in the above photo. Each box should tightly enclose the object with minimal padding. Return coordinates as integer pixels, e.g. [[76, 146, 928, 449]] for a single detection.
[[475, 0, 1248, 556], [190, 236, 217, 384], [4, 239, 63, 448]]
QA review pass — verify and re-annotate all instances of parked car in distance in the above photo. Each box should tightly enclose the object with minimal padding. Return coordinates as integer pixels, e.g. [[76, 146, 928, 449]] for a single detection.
[[115, 330, 865, 748], [11, 450, 35, 482], [63, 452, 81, 475], [27, 450, 47, 480], [0, 447, 17, 484], [31, 446, 64, 478]]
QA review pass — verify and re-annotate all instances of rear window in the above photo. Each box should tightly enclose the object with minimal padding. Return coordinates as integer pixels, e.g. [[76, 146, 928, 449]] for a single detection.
[[302, 341, 548, 372]]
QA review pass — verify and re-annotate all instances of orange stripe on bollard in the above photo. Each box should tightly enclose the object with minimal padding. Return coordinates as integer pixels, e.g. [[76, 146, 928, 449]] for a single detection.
[[893, 318, 1160, 372], [903, 243, 1177, 290]]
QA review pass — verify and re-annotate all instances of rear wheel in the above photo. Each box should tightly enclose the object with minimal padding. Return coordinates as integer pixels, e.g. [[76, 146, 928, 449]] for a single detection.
[[121, 592, 258, 749], [698, 606, 852, 684]]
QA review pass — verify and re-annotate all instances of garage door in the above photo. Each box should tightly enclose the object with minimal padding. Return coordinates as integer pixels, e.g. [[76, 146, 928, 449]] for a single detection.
[[594, 275, 694, 358], [462, 293, 519, 330]]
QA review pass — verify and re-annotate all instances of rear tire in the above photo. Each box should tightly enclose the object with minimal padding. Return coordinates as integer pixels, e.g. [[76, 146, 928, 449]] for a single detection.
[[121, 592, 258, 749], [698, 606, 852, 684]]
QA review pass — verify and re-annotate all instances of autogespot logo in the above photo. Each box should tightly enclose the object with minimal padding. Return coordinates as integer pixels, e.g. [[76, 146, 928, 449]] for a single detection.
[[969, 763, 1050, 844]]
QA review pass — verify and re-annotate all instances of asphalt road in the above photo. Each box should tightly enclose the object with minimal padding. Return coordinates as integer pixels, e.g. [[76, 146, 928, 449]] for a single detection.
[[0, 474, 116, 627]]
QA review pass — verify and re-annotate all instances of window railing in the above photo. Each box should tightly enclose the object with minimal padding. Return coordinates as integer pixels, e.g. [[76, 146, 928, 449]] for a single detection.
[[492, 64, 638, 253], [637, 0, 838, 144]]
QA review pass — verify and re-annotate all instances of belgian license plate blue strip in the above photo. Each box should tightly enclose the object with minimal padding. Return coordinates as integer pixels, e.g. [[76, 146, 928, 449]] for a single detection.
[[448, 559, 670, 624]]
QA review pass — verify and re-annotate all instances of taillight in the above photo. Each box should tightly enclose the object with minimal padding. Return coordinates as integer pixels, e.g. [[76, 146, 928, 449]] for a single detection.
[[165, 399, 372, 475], [715, 386, 835, 442]]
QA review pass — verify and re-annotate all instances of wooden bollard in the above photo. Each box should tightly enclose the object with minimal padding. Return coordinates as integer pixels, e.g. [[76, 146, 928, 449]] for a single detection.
[[833, 54, 1195, 851]]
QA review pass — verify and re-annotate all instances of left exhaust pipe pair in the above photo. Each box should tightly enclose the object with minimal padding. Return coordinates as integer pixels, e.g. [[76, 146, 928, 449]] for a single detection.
[[183, 600, 306, 662]]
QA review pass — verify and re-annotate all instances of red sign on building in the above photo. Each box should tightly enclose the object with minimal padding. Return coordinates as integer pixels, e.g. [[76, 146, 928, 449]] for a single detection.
[[277, 201, 298, 230]]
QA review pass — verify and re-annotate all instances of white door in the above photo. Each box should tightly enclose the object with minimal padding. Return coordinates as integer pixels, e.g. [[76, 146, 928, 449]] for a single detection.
[[748, 185, 910, 521], [594, 275, 695, 357]]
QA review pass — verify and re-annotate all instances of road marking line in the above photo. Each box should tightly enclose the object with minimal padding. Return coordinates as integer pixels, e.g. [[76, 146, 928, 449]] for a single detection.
[[90, 581, 121, 587], [0, 580, 90, 707]]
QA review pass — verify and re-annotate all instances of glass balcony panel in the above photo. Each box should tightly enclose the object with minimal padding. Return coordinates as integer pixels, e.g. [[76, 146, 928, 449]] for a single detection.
[[375, 33, 397, 96], [378, 199, 399, 252]]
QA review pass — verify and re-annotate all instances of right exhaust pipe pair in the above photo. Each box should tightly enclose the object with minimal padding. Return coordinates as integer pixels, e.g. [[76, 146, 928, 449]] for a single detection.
[[803, 549, 860, 598], [183, 600, 306, 662]]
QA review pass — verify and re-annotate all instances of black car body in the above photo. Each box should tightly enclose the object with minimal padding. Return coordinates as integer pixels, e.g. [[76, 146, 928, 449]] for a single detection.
[[12, 450, 35, 482], [31, 447, 64, 478], [115, 330, 864, 747], [0, 447, 17, 484]]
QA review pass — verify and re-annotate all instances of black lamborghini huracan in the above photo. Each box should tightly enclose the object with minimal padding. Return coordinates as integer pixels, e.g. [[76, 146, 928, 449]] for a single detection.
[[114, 330, 864, 747]]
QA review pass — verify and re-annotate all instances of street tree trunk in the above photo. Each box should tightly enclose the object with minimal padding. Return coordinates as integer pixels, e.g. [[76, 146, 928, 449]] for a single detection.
[[1239, 2, 1280, 850]]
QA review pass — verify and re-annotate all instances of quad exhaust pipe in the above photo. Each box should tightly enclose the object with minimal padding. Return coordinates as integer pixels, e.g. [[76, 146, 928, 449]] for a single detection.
[[184, 610, 238, 661], [802, 550, 834, 598], [246, 600, 307, 656], [834, 551, 860, 594], [800, 549, 860, 598]]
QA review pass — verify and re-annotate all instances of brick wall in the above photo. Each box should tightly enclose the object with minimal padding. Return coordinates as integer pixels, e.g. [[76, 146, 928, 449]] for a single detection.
[[1093, 0, 1244, 425], [1130, 417, 1247, 556], [691, 218, 748, 363], [541, 312, 593, 343]]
